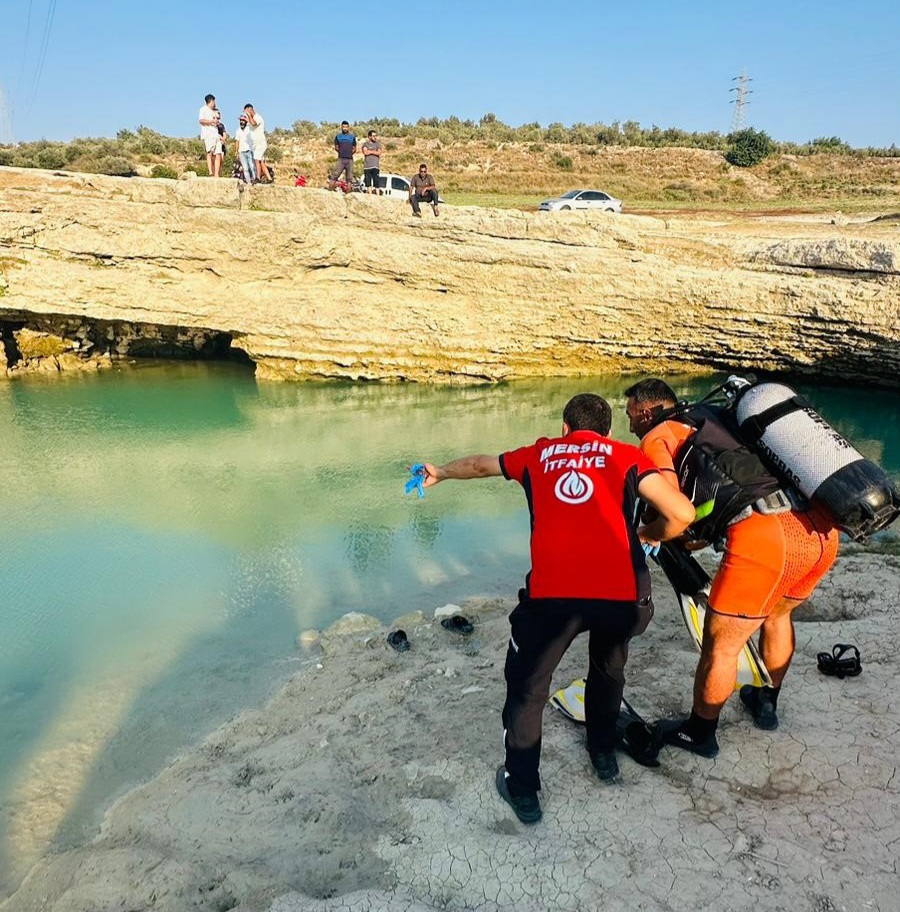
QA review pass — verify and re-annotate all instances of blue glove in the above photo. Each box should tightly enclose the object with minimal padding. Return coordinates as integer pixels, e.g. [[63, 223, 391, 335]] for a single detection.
[[642, 541, 661, 558], [405, 464, 426, 499]]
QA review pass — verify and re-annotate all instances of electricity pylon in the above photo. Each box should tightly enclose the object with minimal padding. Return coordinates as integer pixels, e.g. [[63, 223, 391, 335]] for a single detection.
[[730, 72, 752, 132]]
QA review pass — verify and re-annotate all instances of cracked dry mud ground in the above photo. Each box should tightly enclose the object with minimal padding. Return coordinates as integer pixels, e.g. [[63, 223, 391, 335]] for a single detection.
[[4, 554, 898, 912]]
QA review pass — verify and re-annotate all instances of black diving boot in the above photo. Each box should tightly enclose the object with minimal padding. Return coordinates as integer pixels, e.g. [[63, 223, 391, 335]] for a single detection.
[[740, 685, 779, 731], [655, 714, 720, 758]]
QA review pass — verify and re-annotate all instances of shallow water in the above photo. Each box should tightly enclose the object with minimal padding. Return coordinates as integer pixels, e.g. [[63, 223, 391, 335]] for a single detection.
[[0, 363, 897, 894]]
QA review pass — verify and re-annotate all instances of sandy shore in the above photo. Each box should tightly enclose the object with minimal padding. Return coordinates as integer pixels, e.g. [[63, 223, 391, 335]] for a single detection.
[[3, 549, 899, 912]]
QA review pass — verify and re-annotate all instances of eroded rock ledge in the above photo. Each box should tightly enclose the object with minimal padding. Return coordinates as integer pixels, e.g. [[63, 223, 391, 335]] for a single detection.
[[0, 311, 248, 376], [1, 166, 898, 385]]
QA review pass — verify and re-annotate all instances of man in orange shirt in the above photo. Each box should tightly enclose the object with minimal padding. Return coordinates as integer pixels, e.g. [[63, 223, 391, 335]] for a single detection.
[[624, 379, 839, 756]]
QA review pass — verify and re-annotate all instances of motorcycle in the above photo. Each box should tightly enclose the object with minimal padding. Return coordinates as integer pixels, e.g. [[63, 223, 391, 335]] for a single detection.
[[232, 161, 277, 184], [326, 176, 366, 194]]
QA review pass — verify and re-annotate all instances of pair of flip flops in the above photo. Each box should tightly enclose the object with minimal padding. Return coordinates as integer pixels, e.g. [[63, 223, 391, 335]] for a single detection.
[[817, 643, 862, 679], [440, 615, 474, 635], [388, 615, 474, 651]]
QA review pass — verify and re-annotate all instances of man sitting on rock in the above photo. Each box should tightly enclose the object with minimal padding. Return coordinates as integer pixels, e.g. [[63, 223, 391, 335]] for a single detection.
[[409, 163, 439, 217], [418, 394, 694, 824]]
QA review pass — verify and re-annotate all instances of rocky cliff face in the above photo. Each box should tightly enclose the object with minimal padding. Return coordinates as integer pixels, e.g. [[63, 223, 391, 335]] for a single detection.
[[1, 167, 898, 385]]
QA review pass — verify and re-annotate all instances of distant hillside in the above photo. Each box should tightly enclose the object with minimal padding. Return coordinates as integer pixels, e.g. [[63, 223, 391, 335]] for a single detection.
[[3, 119, 899, 211], [277, 139, 900, 210]]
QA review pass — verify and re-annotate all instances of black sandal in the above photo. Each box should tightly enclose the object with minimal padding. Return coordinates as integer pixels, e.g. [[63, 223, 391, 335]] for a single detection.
[[440, 615, 474, 635], [816, 643, 862, 679], [387, 629, 410, 652]]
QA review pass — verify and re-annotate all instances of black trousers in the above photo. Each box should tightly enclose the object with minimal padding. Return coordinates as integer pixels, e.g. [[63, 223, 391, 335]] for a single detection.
[[502, 595, 654, 795], [410, 190, 438, 214]]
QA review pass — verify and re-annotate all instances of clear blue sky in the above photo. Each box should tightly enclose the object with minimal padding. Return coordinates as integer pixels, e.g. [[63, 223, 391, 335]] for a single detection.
[[2, 0, 898, 147]]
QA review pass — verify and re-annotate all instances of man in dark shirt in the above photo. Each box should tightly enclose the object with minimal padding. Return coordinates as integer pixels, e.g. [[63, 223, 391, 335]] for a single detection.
[[409, 163, 439, 217], [419, 393, 695, 824], [328, 120, 357, 191]]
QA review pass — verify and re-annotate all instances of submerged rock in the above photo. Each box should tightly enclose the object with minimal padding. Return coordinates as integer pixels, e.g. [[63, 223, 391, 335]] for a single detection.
[[324, 612, 381, 637], [296, 630, 321, 650]]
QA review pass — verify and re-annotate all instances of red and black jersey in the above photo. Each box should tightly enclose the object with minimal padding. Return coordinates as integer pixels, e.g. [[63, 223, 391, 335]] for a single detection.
[[500, 430, 659, 601]]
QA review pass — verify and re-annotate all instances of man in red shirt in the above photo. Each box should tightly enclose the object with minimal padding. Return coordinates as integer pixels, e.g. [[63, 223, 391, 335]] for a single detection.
[[420, 393, 695, 824]]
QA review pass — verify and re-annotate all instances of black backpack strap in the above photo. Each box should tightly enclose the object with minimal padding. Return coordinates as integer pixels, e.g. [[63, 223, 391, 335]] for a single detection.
[[739, 394, 809, 443]]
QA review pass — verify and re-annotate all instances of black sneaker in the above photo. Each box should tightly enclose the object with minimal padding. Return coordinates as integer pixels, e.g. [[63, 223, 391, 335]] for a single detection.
[[495, 766, 542, 825], [590, 750, 620, 781], [740, 685, 779, 730], [656, 719, 720, 758]]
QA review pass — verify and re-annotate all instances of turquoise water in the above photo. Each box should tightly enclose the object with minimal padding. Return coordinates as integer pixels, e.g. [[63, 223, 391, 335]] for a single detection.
[[0, 364, 897, 894]]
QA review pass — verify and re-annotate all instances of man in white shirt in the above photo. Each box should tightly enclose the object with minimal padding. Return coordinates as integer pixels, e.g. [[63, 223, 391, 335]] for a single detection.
[[198, 94, 224, 178], [234, 114, 255, 184], [243, 104, 271, 183]]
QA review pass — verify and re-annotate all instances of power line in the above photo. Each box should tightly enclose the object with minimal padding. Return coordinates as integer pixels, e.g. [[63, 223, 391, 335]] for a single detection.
[[23, 0, 59, 123], [729, 71, 752, 132], [16, 0, 35, 101]]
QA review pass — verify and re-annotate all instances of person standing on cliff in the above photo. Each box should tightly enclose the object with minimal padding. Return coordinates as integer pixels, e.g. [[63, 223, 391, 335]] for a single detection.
[[328, 121, 357, 191], [361, 129, 382, 194], [243, 104, 271, 183], [409, 163, 440, 217], [417, 394, 695, 824], [198, 94, 224, 178], [234, 114, 256, 184]]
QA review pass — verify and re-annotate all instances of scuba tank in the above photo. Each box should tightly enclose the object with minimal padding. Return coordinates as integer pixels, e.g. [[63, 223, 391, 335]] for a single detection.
[[733, 380, 900, 541]]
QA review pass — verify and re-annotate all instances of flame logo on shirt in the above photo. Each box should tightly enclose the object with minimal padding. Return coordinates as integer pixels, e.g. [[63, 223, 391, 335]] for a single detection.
[[554, 470, 594, 505]]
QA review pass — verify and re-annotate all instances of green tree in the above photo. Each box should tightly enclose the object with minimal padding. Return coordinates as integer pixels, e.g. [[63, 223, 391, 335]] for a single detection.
[[92, 156, 137, 177], [726, 127, 774, 167], [804, 136, 851, 154], [35, 147, 66, 169], [595, 122, 622, 145], [545, 122, 566, 143]]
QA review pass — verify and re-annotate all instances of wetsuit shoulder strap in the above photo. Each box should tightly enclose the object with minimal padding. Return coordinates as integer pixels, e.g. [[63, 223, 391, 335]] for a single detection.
[[646, 401, 699, 431]]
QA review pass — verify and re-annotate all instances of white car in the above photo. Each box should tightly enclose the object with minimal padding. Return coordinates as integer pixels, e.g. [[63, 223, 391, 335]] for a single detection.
[[372, 172, 444, 203], [539, 189, 622, 213]]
